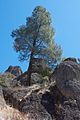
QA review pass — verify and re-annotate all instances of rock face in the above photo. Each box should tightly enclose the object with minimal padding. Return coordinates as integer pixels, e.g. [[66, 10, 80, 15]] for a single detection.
[[2, 57, 80, 119], [5, 65, 23, 77], [51, 57, 80, 100], [3, 84, 54, 120], [3, 82, 80, 120]]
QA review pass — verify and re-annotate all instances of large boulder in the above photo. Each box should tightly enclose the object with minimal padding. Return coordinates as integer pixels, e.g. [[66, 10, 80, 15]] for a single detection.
[[50, 57, 80, 100], [5, 65, 23, 77]]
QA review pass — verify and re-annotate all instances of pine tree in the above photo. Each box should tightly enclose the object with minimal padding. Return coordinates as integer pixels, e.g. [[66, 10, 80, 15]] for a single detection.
[[12, 6, 62, 85]]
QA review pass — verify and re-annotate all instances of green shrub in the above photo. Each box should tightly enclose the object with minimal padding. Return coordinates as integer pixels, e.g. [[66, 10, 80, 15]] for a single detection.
[[0, 77, 5, 86], [40, 67, 53, 77]]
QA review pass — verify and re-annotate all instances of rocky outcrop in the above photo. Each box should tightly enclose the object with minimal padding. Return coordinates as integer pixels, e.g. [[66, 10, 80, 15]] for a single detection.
[[50, 57, 80, 100], [15, 58, 52, 86], [5, 65, 23, 77], [3, 84, 54, 120], [3, 81, 80, 120], [1, 57, 80, 119]]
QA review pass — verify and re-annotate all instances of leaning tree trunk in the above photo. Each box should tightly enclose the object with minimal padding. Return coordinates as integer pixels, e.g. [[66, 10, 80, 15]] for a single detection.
[[27, 53, 34, 86], [27, 38, 36, 86], [27, 25, 41, 86]]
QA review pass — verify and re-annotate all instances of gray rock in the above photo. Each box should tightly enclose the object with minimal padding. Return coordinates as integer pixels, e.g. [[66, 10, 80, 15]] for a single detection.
[[51, 57, 80, 100], [3, 84, 55, 120], [3, 81, 80, 120], [19, 92, 53, 120], [31, 73, 43, 84]]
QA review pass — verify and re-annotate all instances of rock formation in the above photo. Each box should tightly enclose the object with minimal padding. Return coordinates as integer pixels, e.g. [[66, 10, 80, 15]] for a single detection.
[[3, 84, 54, 120], [2, 81, 80, 120], [1, 57, 80, 119], [5, 65, 23, 77], [16, 58, 52, 86], [51, 57, 80, 100]]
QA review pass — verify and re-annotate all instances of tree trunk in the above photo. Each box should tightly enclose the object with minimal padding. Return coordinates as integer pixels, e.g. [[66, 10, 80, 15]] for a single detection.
[[27, 38, 36, 86], [27, 53, 34, 86], [27, 25, 41, 86]]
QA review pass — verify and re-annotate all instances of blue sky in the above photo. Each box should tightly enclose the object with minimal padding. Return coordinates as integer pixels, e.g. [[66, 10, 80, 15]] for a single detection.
[[0, 0, 80, 72]]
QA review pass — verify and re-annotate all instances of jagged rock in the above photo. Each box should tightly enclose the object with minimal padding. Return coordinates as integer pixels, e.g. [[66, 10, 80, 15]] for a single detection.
[[50, 57, 80, 100], [19, 92, 53, 120], [3, 84, 54, 120], [2, 81, 80, 120], [2, 56, 80, 120], [5, 65, 23, 77]]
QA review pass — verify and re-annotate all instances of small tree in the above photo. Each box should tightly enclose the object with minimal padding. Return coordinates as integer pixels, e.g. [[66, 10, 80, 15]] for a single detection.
[[12, 6, 62, 85]]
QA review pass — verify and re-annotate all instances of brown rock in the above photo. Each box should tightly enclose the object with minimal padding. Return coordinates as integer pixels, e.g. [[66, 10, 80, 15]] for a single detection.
[[5, 65, 23, 77]]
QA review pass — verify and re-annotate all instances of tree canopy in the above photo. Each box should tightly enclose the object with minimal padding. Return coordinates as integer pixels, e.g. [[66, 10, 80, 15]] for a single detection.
[[12, 6, 62, 85]]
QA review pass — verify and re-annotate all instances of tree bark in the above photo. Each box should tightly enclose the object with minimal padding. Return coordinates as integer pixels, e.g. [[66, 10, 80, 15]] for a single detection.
[[27, 38, 36, 86], [27, 53, 33, 86]]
